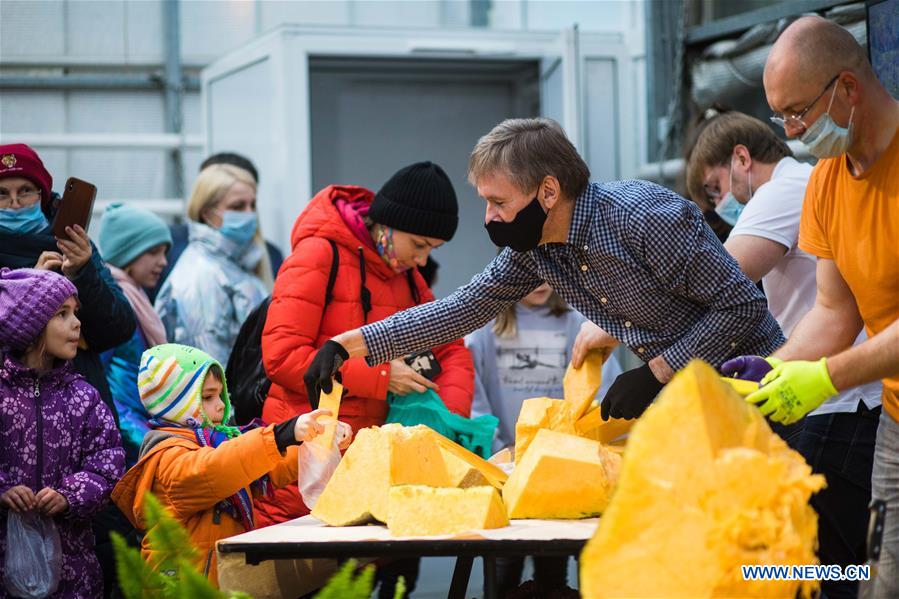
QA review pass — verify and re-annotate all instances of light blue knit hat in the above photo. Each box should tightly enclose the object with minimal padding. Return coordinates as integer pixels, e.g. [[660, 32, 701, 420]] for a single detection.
[[98, 203, 172, 268]]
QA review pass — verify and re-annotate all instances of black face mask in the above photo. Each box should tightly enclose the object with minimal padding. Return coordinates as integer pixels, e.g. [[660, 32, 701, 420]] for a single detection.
[[484, 196, 547, 252]]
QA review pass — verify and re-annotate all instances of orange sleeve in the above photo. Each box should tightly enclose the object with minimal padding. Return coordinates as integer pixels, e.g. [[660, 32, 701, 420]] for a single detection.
[[798, 167, 834, 259], [154, 426, 285, 518], [266, 445, 299, 488]]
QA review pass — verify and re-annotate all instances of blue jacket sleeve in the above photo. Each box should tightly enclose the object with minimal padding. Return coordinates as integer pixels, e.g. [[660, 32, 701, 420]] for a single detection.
[[71, 243, 137, 352]]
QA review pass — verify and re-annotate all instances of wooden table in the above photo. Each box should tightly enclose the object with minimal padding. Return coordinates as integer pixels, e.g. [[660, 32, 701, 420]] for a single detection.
[[217, 515, 598, 598]]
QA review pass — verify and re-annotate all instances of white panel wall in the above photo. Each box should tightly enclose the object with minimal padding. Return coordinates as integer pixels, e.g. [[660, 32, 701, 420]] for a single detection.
[[181, 0, 258, 63], [1, 92, 67, 133], [206, 57, 281, 244], [0, 1, 66, 57], [583, 58, 619, 181], [1, 0, 647, 220]]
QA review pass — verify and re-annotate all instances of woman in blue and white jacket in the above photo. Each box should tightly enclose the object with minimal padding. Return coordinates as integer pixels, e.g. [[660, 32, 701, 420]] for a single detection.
[[155, 164, 271, 366]]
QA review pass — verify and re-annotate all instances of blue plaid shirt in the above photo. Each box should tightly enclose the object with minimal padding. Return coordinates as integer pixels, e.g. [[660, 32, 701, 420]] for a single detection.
[[362, 180, 784, 371]]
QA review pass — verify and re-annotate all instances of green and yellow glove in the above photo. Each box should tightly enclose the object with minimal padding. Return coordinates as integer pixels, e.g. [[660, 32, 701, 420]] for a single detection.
[[745, 358, 838, 424]]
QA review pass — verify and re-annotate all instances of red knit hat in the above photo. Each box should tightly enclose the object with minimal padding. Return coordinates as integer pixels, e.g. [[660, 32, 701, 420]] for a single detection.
[[0, 144, 53, 212]]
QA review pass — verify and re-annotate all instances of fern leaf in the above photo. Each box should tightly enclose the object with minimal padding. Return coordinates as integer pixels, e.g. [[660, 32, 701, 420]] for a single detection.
[[350, 564, 376, 596], [172, 561, 225, 599], [393, 575, 406, 599], [315, 560, 356, 599], [111, 531, 164, 599], [315, 560, 379, 599], [141, 492, 198, 568]]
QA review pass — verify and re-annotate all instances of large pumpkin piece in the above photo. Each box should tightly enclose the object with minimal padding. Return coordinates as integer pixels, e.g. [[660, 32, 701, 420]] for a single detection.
[[387, 485, 509, 537], [579, 360, 825, 599], [312, 424, 507, 526], [503, 428, 621, 519]]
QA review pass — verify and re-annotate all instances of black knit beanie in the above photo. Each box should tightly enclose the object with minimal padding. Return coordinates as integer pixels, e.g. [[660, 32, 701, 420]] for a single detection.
[[370, 161, 458, 241]]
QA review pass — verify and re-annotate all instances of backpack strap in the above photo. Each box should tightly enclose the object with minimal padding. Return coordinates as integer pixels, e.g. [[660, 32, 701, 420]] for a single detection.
[[357, 246, 373, 323], [325, 239, 339, 306], [406, 268, 420, 304]]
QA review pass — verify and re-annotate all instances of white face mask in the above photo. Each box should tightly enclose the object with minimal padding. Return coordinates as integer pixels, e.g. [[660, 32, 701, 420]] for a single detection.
[[714, 157, 752, 227], [800, 83, 855, 159]]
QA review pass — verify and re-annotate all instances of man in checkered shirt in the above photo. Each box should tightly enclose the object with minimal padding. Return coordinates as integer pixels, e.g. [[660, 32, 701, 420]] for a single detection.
[[305, 118, 784, 421]]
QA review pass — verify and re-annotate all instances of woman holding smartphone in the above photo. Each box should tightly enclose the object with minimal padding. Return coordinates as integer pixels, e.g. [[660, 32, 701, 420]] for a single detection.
[[0, 142, 136, 598], [0, 144, 136, 416]]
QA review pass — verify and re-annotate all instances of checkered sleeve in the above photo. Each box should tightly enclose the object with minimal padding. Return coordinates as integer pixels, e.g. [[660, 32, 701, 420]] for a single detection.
[[631, 198, 779, 370], [362, 249, 543, 366]]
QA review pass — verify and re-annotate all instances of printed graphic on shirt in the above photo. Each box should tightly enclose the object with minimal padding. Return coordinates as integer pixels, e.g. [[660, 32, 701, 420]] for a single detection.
[[495, 329, 568, 396]]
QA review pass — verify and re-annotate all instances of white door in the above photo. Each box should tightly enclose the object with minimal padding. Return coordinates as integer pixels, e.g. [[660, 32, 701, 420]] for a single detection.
[[203, 25, 638, 259]]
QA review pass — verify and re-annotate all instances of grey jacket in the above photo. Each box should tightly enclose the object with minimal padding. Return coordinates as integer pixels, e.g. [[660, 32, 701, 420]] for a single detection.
[[155, 222, 268, 365]]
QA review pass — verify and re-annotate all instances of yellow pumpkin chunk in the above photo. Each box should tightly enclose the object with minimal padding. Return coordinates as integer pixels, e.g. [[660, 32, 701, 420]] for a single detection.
[[580, 360, 825, 599], [312, 424, 450, 525], [387, 485, 509, 536], [316, 380, 343, 450], [434, 435, 508, 489], [514, 397, 576, 463], [503, 429, 621, 519], [574, 405, 634, 445], [562, 349, 607, 419]]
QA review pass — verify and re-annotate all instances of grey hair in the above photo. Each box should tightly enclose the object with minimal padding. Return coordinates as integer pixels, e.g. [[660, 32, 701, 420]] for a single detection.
[[468, 118, 590, 200]]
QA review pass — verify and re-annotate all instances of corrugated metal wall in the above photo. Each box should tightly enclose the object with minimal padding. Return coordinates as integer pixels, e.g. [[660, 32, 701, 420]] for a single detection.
[[0, 0, 645, 223]]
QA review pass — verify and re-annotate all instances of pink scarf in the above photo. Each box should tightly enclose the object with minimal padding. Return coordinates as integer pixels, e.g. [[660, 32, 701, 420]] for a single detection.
[[108, 265, 168, 347], [335, 197, 377, 250]]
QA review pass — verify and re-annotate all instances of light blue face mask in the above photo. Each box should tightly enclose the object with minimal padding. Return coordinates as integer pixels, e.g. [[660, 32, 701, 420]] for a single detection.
[[800, 84, 855, 159], [218, 210, 258, 246], [0, 202, 49, 235], [715, 158, 752, 227]]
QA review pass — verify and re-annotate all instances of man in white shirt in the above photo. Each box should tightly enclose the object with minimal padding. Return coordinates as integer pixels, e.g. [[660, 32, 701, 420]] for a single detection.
[[686, 109, 882, 599]]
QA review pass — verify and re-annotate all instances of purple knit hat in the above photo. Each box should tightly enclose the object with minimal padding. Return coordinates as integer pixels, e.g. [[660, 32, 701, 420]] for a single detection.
[[0, 268, 78, 351]]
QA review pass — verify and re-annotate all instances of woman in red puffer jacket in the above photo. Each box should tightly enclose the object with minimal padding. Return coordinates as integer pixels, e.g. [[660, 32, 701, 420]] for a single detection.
[[256, 162, 474, 528]]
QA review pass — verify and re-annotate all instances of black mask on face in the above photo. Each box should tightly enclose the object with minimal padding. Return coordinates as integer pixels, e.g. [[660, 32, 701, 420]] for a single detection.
[[484, 196, 547, 252]]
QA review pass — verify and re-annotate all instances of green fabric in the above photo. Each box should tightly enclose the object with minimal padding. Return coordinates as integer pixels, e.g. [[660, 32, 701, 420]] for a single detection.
[[746, 357, 839, 425], [141, 343, 238, 437], [385, 389, 498, 459]]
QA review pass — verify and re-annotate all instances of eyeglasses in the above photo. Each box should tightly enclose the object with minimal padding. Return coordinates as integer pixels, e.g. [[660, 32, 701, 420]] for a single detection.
[[769, 75, 839, 132], [702, 162, 732, 202], [0, 188, 42, 209]]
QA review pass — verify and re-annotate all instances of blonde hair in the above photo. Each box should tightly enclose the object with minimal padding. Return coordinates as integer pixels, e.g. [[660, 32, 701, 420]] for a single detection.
[[493, 289, 570, 339], [187, 164, 273, 288]]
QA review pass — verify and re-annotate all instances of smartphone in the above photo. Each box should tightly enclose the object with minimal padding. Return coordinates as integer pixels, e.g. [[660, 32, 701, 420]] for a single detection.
[[52, 177, 97, 240], [404, 349, 442, 381]]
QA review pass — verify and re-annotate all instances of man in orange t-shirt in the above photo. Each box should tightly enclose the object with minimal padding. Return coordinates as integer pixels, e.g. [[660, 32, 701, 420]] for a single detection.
[[746, 16, 899, 598]]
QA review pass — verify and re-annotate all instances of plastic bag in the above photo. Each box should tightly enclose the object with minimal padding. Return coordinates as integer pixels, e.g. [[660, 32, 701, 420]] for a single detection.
[[385, 390, 499, 458], [3, 510, 62, 599], [298, 422, 350, 509]]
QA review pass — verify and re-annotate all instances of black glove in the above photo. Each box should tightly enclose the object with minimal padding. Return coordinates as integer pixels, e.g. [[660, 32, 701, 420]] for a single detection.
[[304, 340, 349, 409], [601, 364, 665, 421]]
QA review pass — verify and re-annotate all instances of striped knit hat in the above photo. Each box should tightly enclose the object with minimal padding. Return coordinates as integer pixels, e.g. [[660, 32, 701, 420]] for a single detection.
[[138, 344, 233, 431]]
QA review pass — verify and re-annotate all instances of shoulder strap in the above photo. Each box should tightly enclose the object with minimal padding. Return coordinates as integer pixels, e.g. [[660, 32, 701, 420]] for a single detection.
[[325, 239, 339, 306], [406, 268, 420, 304]]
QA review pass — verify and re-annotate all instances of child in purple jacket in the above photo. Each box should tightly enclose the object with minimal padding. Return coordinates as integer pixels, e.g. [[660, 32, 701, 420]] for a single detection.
[[0, 268, 125, 598]]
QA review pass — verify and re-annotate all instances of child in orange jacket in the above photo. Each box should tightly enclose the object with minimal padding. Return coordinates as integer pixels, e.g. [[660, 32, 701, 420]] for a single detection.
[[112, 343, 350, 585]]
